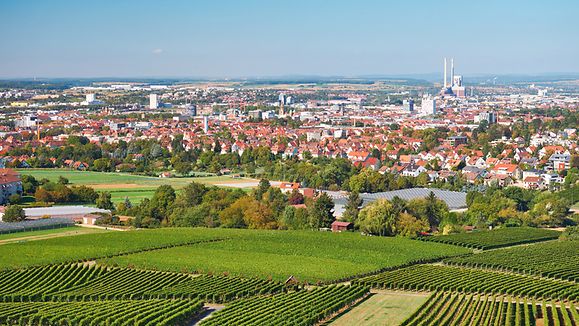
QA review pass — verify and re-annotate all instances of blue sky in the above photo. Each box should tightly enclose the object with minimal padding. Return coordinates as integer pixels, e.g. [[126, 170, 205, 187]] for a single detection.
[[1, 0, 578, 78]]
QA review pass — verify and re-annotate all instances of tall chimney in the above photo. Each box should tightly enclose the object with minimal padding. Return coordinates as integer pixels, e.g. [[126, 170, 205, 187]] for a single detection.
[[443, 58, 447, 88], [451, 58, 455, 87]]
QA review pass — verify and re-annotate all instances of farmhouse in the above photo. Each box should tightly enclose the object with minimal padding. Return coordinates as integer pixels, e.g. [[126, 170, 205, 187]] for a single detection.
[[331, 221, 353, 232]]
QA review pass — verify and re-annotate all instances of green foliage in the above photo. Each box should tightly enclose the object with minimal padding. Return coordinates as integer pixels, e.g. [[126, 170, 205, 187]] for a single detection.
[[357, 199, 398, 236], [7, 193, 22, 204], [560, 226, 579, 241], [308, 192, 335, 229], [2, 205, 25, 223], [342, 191, 362, 223], [96, 192, 114, 210]]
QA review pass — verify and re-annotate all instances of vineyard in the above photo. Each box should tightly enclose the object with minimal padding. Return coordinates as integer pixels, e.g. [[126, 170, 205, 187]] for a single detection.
[[100, 230, 469, 282], [201, 285, 369, 326], [0, 227, 236, 270], [0, 264, 286, 303], [0, 299, 203, 326], [419, 227, 561, 250], [352, 265, 579, 300], [445, 240, 579, 282], [401, 292, 579, 326]]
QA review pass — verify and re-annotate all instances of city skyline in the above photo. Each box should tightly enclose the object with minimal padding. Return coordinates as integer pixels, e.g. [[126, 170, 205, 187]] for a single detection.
[[1, 0, 579, 78]]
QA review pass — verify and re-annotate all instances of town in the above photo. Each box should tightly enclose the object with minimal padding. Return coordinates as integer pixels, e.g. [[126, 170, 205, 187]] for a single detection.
[[1, 1, 578, 325]]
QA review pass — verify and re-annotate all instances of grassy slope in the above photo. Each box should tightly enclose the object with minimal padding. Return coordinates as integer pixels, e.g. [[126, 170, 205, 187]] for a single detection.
[[99, 230, 470, 282], [331, 291, 430, 326]]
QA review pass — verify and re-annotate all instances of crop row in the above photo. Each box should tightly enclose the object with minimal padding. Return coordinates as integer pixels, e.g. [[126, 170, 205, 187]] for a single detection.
[[419, 227, 561, 250], [0, 299, 203, 326], [201, 285, 369, 326], [0, 264, 286, 303], [444, 240, 579, 282], [402, 292, 579, 326], [352, 265, 579, 300], [0, 264, 106, 297]]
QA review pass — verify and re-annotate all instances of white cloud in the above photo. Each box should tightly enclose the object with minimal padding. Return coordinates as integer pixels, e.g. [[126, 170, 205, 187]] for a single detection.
[[152, 48, 163, 55]]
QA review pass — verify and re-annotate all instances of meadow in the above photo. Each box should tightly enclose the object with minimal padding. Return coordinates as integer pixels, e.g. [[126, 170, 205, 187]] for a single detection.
[[99, 230, 470, 283], [17, 169, 256, 203]]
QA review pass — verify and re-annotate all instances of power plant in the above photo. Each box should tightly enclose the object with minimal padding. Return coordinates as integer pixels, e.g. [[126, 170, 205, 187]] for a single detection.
[[441, 58, 466, 98]]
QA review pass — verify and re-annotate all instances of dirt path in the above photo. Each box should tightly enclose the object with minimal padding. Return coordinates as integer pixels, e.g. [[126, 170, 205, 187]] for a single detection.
[[192, 304, 226, 325]]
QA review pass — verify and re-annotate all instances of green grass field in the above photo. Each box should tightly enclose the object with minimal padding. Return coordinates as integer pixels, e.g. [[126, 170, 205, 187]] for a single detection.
[[331, 291, 430, 326], [99, 230, 470, 282], [17, 169, 255, 204]]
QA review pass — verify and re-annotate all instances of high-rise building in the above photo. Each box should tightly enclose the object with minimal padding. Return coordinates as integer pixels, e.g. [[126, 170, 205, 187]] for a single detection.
[[421, 96, 436, 115], [278, 93, 286, 115], [203, 115, 209, 133], [403, 99, 414, 112], [81, 93, 103, 105], [149, 94, 159, 109], [187, 104, 197, 116]]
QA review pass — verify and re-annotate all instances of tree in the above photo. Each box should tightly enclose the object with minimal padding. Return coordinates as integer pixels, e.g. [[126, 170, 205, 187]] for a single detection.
[[308, 192, 335, 229], [288, 189, 304, 205], [396, 212, 429, 237], [148, 185, 176, 221], [280, 206, 309, 230], [254, 179, 271, 200], [174, 182, 207, 207], [406, 192, 449, 229], [356, 199, 398, 236], [21, 174, 39, 195], [57, 176, 69, 185], [2, 205, 26, 222], [342, 191, 363, 223], [243, 200, 277, 229], [70, 185, 98, 203], [174, 161, 192, 175], [34, 188, 52, 202], [8, 193, 22, 204], [96, 192, 115, 210], [219, 196, 252, 228]]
